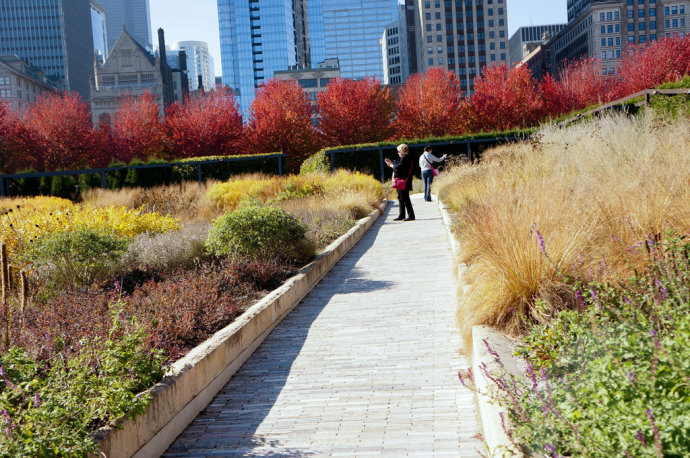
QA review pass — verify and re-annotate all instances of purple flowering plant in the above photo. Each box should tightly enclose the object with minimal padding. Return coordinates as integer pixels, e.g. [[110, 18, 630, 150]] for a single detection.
[[480, 232, 690, 457]]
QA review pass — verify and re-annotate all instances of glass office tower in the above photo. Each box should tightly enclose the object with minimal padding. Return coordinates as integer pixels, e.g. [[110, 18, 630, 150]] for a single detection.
[[308, 0, 398, 80], [0, 0, 94, 98], [91, 0, 109, 65], [218, 0, 308, 113], [99, 0, 152, 51]]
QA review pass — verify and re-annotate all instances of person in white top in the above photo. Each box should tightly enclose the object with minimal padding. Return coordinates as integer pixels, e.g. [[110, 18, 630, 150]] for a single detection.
[[419, 146, 447, 202]]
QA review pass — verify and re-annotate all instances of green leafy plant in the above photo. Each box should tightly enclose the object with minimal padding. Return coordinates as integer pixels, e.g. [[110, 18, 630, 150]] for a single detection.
[[20, 228, 129, 288], [477, 233, 690, 457], [0, 306, 166, 456], [205, 205, 313, 262]]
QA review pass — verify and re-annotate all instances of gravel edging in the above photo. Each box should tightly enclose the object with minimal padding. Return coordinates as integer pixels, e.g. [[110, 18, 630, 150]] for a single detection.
[[93, 201, 388, 458]]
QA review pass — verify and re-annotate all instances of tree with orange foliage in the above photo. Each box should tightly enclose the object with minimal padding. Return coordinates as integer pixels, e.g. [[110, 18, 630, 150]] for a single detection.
[[317, 77, 395, 146], [165, 88, 244, 158], [0, 103, 23, 172], [19, 92, 96, 171], [395, 68, 464, 139], [246, 79, 317, 171], [540, 58, 622, 118], [110, 93, 166, 164], [465, 64, 543, 132], [618, 34, 690, 95]]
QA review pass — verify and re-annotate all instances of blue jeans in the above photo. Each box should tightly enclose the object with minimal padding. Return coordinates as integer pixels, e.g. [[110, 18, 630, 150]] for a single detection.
[[422, 169, 434, 201]]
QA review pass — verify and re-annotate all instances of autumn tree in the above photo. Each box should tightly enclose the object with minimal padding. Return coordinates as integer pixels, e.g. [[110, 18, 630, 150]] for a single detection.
[[540, 58, 622, 118], [395, 68, 464, 139], [165, 88, 244, 158], [109, 92, 165, 164], [618, 34, 690, 95], [464, 64, 544, 132], [0, 103, 23, 172], [246, 79, 318, 171], [19, 91, 96, 171], [316, 77, 395, 146]]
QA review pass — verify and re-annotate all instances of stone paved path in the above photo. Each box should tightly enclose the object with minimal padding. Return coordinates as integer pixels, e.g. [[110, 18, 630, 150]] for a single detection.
[[165, 194, 484, 457]]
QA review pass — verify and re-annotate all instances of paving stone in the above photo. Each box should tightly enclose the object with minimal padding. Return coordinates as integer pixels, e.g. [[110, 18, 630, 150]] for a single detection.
[[164, 196, 483, 457]]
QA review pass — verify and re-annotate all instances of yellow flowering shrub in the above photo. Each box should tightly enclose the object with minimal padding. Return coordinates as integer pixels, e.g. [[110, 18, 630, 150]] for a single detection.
[[0, 196, 73, 213], [323, 170, 384, 201], [0, 202, 180, 258], [206, 177, 279, 210]]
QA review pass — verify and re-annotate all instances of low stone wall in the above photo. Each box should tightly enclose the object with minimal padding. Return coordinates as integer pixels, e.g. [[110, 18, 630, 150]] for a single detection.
[[437, 197, 525, 457], [94, 202, 387, 457]]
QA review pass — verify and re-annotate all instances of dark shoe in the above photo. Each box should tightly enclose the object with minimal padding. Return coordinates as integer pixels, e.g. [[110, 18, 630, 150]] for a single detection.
[[393, 216, 404, 221], [404, 217, 415, 221]]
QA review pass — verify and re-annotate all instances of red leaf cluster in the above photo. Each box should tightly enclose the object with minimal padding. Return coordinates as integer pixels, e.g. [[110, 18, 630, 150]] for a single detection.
[[618, 34, 690, 95], [165, 88, 244, 158], [109, 92, 166, 164], [465, 64, 544, 132], [246, 79, 318, 171], [395, 68, 465, 139], [317, 77, 395, 146], [18, 92, 96, 171]]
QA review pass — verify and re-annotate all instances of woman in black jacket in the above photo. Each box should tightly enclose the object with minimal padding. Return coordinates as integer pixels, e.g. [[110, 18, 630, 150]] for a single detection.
[[385, 143, 416, 221]]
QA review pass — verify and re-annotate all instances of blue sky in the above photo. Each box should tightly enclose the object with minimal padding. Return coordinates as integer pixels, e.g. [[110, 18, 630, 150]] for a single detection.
[[148, 0, 568, 78]]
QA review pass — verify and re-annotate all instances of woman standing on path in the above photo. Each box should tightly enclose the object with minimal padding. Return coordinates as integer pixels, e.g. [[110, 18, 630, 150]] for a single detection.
[[419, 146, 447, 202], [385, 144, 415, 221]]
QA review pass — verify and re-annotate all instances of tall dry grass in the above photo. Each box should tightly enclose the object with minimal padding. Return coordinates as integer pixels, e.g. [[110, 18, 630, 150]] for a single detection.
[[436, 112, 690, 344], [83, 181, 221, 221]]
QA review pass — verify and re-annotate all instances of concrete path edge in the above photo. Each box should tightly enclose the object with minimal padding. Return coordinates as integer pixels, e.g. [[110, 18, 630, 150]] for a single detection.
[[93, 201, 388, 458], [436, 196, 525, 457]]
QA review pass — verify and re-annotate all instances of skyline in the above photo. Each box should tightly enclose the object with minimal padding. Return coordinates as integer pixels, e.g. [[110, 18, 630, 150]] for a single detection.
[[148, 0, 568, 78]]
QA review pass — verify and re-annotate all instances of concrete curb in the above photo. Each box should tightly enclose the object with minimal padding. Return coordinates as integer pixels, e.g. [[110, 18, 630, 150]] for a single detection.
[[94, 201, 388, 458], [435, 195, 524, 457]]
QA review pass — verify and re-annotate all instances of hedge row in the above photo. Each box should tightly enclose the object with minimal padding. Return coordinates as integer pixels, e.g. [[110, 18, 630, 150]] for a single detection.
[[5, 153, 283, 198]]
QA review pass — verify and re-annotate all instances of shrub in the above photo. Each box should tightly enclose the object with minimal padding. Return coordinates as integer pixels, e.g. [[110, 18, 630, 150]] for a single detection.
[[124, 158, 172, 188], [205, 205, 312, 262], [485, 233, 690, 457], [300, 150, 330, 175], [122, 222, 210, 272], [20, 228, 129, 287], [0, 308, 166, 456], [49, 175, 76, 199]]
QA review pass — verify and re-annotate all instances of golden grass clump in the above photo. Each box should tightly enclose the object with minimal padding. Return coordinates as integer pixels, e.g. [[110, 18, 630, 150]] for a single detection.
[[436, 112, 690, 345], [0, 196, 73, 213], [83, 181, 221, 221]]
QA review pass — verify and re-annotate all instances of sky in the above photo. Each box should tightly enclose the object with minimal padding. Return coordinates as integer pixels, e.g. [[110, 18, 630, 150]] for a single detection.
[[148, 0, 568, 79]]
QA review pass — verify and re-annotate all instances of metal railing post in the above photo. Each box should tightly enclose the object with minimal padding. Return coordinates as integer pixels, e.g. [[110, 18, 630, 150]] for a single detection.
[[379, 149, 385, 183], [101, 171, 106, 189], [278, 156, 283, 176], [466, 142, 472, 162], [0, 177, 4, 197], [329, 152, 335, 172], [197, 164, 203, 184]]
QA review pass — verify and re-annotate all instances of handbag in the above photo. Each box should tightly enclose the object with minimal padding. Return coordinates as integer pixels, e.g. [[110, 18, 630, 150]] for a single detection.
[[424, 155, 439, 177], [392, 161, 414, 191]]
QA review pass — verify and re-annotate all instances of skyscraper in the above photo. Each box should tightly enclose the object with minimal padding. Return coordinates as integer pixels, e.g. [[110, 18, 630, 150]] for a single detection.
[[509, 24, 566, 65], [0, 0, 95, 98], [415, 0, 510, 94], [550, 0, 689, 77], [218, 0, 309, 112], [99, 0, 153, 52], [167, 41, 215, 92], [91, 0, 109, 65], [308, 0, 399, 80]]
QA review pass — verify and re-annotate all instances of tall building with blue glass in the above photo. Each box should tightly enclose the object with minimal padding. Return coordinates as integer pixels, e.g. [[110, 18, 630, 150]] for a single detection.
[[0, 0, 94, 98], [99, 0, 153, 52], [218, 0, 309, 113], [308, 0, 399, 80]]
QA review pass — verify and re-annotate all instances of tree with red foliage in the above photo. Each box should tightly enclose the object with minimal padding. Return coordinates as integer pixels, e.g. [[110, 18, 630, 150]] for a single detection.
[[246, 79, 317, 171], [540, 58, 622, 118], [464, 64, 544, 132], [165, 88, 243, 158], [19, 92, 96, 171], [395, 68, 464, 139], [316, 77, 395, 146], [619, 34, 690, 95], [109, 93, 166, 164]]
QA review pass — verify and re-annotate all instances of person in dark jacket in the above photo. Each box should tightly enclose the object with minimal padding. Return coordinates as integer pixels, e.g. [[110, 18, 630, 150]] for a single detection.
[[385, 143, 415, 221]]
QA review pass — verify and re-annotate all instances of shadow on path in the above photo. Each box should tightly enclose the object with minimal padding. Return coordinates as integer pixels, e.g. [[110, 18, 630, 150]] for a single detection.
[[165, 205, 395, 457]]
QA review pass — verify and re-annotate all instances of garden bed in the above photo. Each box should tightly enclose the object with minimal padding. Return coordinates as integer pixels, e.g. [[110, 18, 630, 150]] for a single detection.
[[0, 170, 384, 455]]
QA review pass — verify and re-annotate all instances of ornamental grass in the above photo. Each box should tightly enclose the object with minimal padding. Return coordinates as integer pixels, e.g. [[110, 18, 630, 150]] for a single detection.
[[436, 112, 690, 346]]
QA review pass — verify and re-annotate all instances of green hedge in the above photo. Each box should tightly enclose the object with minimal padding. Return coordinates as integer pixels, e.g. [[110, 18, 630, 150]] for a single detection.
[[5, 153, 284, 197], [300, 129, 531, 180]]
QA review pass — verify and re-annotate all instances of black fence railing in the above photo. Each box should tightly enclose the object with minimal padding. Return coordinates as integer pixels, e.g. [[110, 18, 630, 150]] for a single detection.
[[324, 136, 525, 183], [0, 154, 286, 197]]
